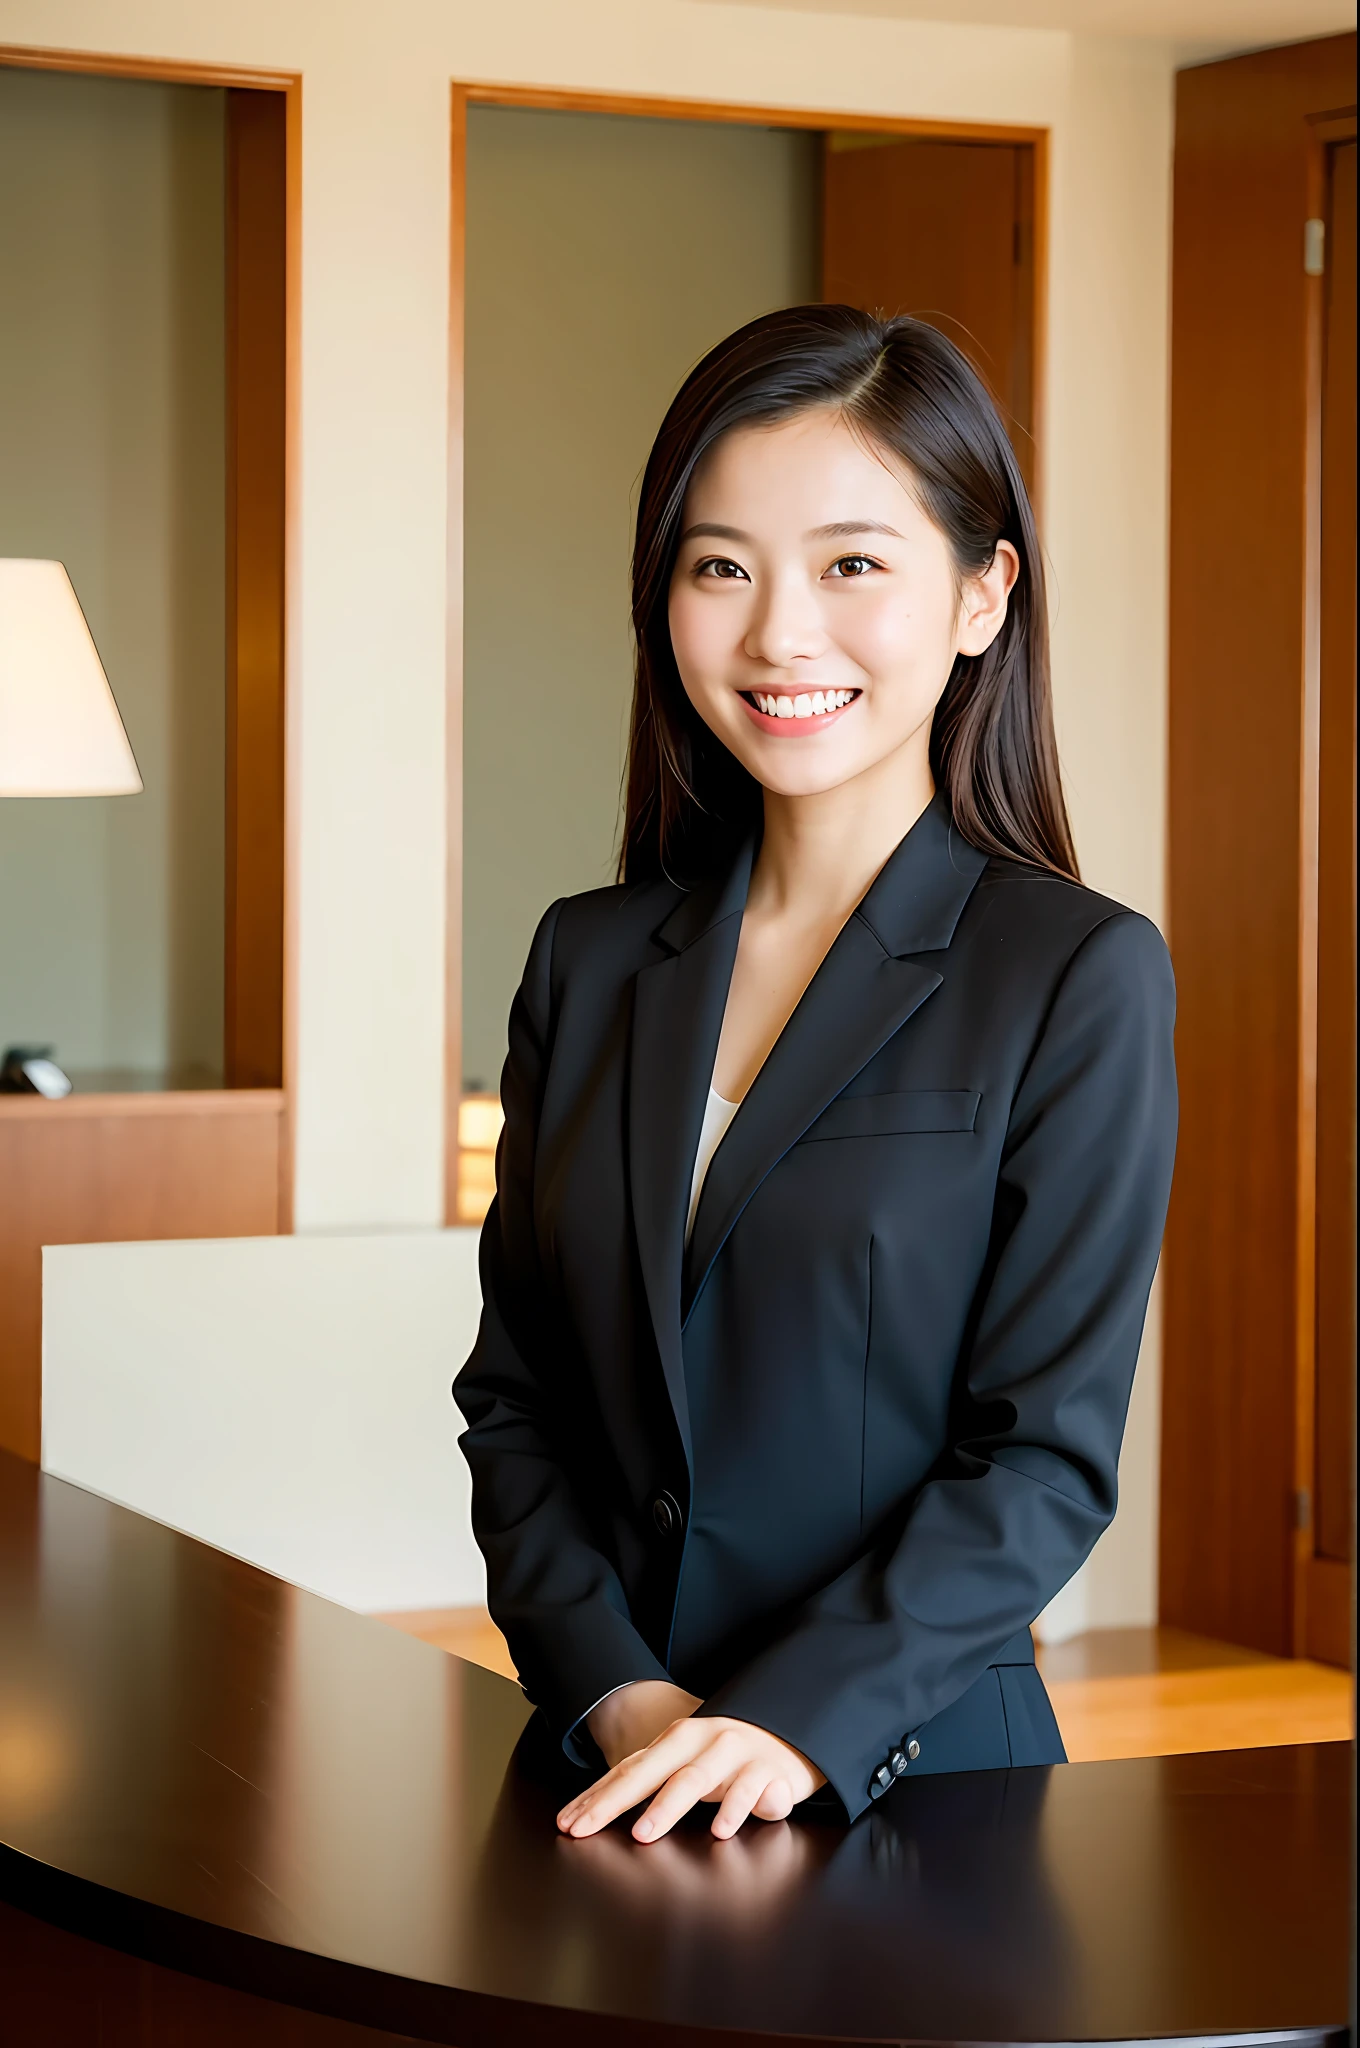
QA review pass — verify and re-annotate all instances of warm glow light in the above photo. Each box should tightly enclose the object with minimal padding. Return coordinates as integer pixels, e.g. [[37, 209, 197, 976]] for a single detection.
[[457, 1094, 503, 1225], [459, 1094, 504, 1153], [0, 558, 143, 797], [0, 1708, 71, 1817]]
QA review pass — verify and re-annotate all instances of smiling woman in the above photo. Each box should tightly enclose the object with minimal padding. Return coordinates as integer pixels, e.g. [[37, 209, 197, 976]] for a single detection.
[[624, 308, 1071, 889], [454, 306, 1177, 1846]]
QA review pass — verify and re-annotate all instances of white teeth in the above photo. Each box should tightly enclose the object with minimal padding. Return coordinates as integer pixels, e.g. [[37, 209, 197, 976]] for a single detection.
[[753, 687, 857, 719]]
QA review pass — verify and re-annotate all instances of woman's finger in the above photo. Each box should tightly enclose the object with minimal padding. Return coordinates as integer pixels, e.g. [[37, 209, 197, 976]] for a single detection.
[[558, 1758, 632, 1831], [558, 1754, 645, 1830], [631, 1754, 728, 1842], [559, 1724, 701, 1836], [558, 1743, 673, 1832], [751, 1776, 794, 1822], [710, 1760, 771, 1840], [559, 1755, 667, 1836], [631, 1730, 746, 1842]]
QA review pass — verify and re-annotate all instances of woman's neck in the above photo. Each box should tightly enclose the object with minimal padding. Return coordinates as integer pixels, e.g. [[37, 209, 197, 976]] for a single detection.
[[748, 736, 935, 933]]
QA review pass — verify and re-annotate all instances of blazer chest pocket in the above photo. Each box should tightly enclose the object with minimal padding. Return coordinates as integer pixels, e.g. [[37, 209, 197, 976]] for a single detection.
[[802, 1089, 981, 1142]]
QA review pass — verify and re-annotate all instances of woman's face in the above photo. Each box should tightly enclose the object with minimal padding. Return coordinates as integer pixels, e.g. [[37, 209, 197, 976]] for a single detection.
[[668, 408, 1016, 801]]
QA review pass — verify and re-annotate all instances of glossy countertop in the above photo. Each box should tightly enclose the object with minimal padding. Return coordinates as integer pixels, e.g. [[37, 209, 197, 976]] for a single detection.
[[0, 1451, 1348, 2045]]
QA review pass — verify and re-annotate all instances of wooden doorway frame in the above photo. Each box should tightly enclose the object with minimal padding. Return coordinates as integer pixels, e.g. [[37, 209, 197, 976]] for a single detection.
[[444, 80, 1050, 1222], [0, 41, 301, 1207], [1295, 104, 1357, 1665]]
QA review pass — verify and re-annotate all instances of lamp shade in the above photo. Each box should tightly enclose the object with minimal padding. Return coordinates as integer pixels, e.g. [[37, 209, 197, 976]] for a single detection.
[[0, 559, 143, 796]]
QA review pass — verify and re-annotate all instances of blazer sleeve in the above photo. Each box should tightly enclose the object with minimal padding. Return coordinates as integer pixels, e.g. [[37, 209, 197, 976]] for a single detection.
[[695, 909, 1178, 1820], [452, 902, 672, 1757]]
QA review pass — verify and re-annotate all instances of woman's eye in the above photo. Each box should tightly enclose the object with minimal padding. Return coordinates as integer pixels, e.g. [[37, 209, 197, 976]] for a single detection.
[[828, 554, 877, 578], [697, 557, 749, 581]]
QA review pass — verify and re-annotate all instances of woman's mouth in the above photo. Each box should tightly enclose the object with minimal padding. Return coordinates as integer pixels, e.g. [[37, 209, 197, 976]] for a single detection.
[[740, 688, 860, 733]]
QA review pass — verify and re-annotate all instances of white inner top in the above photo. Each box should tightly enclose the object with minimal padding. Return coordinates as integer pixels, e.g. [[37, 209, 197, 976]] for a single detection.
[[685, 1085, 740, 1246]]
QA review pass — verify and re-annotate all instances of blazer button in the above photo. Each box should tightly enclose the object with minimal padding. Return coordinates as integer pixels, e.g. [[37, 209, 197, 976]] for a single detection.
[[889, 1748, 909, 1777], [907, 1739, 920, 1762], [651, 1491, 682, 1538], [870, 1763, 894, 1799]]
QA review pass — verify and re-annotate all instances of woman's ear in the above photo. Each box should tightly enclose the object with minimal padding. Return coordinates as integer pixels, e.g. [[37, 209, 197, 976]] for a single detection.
[[956, 540, 1020, 658]]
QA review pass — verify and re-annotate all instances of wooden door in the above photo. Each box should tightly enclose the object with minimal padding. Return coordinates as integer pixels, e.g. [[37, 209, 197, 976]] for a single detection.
[[1161, 34, 1357, 1662], [1306, 135, 1357, 1667], [225, 87, 288, 1091], [821, 135, 1037, 495]]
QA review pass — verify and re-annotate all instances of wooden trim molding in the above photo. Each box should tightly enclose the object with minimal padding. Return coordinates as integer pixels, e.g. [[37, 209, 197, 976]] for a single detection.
[[279, 74, 303, 1233], [225, 86, 289, 1095], [0, 1091, 285, 1123], [445, 87, 470, 1228], [461, 79, 1047, 146], [1297, 108, 1357, 1661], [0, 43, 297, 90], [1028, 130, 1050, 518], [445, 79, 1051, 1219]]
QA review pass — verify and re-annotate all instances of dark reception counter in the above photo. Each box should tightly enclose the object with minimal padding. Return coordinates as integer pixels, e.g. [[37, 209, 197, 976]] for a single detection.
[[0, 1448, 1348, 2046]]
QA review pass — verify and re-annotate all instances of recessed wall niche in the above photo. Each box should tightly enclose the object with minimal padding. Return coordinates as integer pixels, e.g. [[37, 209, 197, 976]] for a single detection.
[[0, 55, 291, 1466], [0, 66, 225, 1086], [0, 63, 285, 1093]]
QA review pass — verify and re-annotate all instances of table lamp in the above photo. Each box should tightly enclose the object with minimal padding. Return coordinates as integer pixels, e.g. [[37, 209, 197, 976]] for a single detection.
[[0, 559, 142, 797], [0, 558, 143, 1095]]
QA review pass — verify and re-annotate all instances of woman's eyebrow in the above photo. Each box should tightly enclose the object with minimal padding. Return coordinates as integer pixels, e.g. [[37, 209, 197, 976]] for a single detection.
[[808, 520, 904, 540], [679, 519, 904, 543]]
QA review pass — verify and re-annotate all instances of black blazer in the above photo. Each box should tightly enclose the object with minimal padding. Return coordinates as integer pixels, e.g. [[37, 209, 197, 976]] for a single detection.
[[454, 795, 1178, 1820]]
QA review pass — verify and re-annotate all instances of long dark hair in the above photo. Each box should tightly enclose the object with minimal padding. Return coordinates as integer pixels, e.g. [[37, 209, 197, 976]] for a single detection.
[[619, 304, 1078, 886]]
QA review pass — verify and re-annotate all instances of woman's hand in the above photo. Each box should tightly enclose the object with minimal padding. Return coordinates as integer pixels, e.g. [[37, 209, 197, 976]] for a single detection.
[[559, 1709, 825, 1842], [586, 1679, 700, 1769]]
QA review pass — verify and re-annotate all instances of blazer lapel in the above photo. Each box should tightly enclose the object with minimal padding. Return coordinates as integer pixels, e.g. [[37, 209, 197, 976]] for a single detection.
[[682, 930, 942, 1317], [683, 795, 989, 1317], [629, 842, 753, 1467]]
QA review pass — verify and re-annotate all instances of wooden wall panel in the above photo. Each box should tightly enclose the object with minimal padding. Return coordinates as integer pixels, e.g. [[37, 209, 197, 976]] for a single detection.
[[225, 88, 288, 1091], [0, 1096, 283, 1463], [822, 137, 1038, 493], [1161, 35, 1357, 1656]]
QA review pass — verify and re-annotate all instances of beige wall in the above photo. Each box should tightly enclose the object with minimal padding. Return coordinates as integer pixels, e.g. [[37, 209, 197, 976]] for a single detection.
[[0, 65, 226, 1083], [3, 0, 1176, 1630], [463, 106, 818, 1087]]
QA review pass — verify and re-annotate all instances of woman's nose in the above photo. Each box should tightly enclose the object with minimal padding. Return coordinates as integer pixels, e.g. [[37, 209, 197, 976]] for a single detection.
[[742, 571, 827, 667]]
